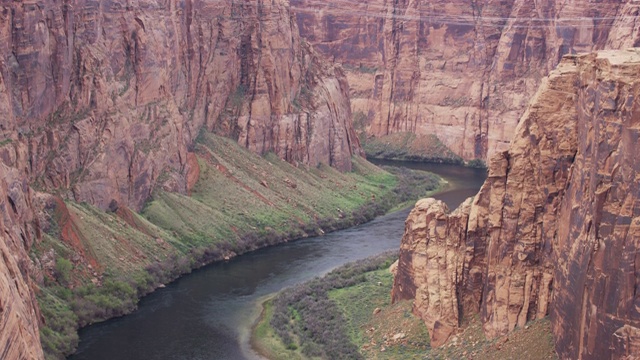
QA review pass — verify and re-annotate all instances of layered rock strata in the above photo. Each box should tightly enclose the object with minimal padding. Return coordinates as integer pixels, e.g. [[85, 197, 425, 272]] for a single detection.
[[0, 1, 361, 358], [0, 0, 360, 212], [392, 49, 640, 359], [0, 164, 44, 360], [293, 0, 640, 160]]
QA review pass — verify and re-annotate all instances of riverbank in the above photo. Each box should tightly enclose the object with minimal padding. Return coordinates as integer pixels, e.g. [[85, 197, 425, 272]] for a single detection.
[[252, 254, 557, 360], [362, 132, 487, 168], [36, 133, 442, 359], [252, 252, 399, 359]]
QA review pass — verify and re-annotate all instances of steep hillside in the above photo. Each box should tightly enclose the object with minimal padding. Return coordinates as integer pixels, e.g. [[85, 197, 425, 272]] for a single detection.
[[0, 0, 366, 358], [35, 133, 426, 359], [292, 0, 640, 161], [392, 49, 640, 359]]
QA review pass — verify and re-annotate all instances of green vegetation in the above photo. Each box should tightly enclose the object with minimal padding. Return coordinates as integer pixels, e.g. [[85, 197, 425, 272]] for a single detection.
[[54, 258, 72, 285], [252, 299, 309, 360], [261, 252, 398, 360], [466, 158, 487, 169], [356, 64, 378, 74], [363, 132, 464, 164], [440, 95, 471, 107], [331, 269, 431, 360], [230, 84, 248, 108], [38, 287, 78, 360], [255, 254, 557, 360], [35, 133, 441, 359], [292, 83, 313, 109], [329, 268, 402, 347]]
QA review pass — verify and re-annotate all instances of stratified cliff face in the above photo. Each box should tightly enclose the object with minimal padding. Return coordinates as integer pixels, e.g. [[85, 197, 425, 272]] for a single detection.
[[0, 0, 360, 212], [0, 164, 44, 360], [392, 49, 640, 359], [0, 1, 361, 358], [552, 50, 640, 360], [292, 0, 640, 160]]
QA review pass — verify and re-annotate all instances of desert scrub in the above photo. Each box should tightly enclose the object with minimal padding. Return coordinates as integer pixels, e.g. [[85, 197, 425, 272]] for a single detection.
[[38, 287, 79, 360], [35, 133, 441, 360], [262, 252, 398, 360], [258, 252, 555, 360], [330, 270, 431, 359]]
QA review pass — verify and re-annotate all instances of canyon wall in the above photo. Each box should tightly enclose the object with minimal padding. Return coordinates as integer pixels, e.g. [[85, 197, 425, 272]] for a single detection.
[[0, 0, 361, 212], [0, 1, 361, 358], [392, 49, 640, 359], [0, 164, 44, 360], [292, 0, 640, 160]]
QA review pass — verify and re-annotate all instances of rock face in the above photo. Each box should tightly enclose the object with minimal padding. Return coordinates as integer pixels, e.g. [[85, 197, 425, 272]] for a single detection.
[[292, 0, 640, 160], [0, 1, 361, 358], [552, 50, 640, 360], [392, 198, 473, 347], [0, 164, 44, 360], [392, 49, 640, 359], [0, 0, 361, 212]]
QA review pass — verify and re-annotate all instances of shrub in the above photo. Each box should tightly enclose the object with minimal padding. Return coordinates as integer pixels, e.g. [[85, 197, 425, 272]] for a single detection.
[[55, 258, 73, 285], [269, 251, 398, 359]]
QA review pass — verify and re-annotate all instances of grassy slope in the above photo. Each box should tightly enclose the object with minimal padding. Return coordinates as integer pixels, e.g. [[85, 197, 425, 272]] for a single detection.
[[329, 269, 429, 359], [331, 274, 430, 359], [261, 253, 398, 360], [144, 134, 400, 248], [34, 133, 438, 360], [255, 255, 557, 360]]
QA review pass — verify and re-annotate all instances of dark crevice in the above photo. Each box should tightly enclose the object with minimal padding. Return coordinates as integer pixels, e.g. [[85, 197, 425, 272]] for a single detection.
[[7, 196, 17, 214]]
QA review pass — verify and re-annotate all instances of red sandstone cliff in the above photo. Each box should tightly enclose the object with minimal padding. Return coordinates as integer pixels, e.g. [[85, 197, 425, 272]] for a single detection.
[[0, 1, 361, 358], [0, 164, 44, 360], [292, 0, 640, 161], [392, 49, 640, 359], [0, 0, 360, 212]]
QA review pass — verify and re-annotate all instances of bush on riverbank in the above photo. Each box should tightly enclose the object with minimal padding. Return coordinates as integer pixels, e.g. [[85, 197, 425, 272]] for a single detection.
[[256, 252, 557, 360], [264, 252, 398, 359], [34, 133, 441, 360]]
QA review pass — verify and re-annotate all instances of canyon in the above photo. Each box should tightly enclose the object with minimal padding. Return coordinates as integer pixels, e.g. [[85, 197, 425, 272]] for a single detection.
[[0, 0, 362, 358], [0, 0, 361, 212], [392, 49, 640, 359], [1, 0, 640, 359], [292, 0, 640, 161]]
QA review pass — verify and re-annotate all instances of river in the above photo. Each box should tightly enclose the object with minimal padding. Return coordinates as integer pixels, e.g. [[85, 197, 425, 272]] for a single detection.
[[69, 162, 486, 360]]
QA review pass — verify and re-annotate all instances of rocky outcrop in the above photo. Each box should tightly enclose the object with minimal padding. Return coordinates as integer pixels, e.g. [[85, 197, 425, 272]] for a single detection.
[[0, 164, 44, 360], [392, 198, 473, 347], [0, 0, 360, 212], [292, 0, 640, 161], [392, 49, 640, 359]]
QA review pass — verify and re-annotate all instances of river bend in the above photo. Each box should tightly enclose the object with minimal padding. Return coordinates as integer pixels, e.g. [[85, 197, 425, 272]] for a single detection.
[[70, 162, 486, 360]]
